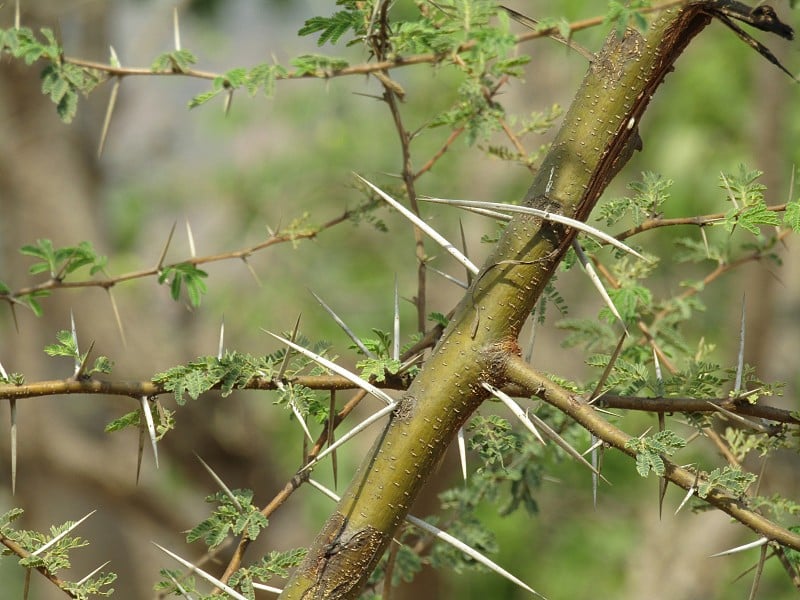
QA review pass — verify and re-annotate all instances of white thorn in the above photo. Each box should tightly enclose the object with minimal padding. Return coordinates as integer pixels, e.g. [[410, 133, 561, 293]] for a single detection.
[[217, 316, 225, 360], [710, 537, 769, 558], [173, 7, 181, 51], [139, 396, 159, 469], [457, 427, 468, 482], [357, 175, 479, 275], [153, 543, 249, 600], [32, 510, 96, 556]]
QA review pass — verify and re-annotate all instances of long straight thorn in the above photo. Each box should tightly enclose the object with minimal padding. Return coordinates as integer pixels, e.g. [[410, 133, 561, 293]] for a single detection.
[[357, 175, 479, 275], [458, 219, 473, 285], [328, 391, 338, 489], [217, 316, 225, 360], [266, 330, 394, 406], [98, 75, 120, 158], [251, 582, 283, 594], [710, 537, 769, 558], [276, 314, 302, 384], [140, 396, 159, 469], [674, 485, 695, 515], [186, 219, 197, 258], [73, 340, 95, 381], [77, 561, 111, 585], [173, 7, 181, 51], [457, 427, 468, 482], [241, 257, 263, 287], [309, 290, 374, 358], [273, 316, 313, 441], [429, 267, 468, 289], [164, 571, 195, 600], [136, 415, 146, 484], [706, 401, 770, 433], [194, 453, 243, 511], [70, 310, 81, 377], [422, 196, 646, 260], [31, 510, 96, 556], [573, 240, 627, 332], [152, 543, 249, 600], [591, 434, 599, 509], [9, 398, 16, 495], [393, 275, 401, 362], [482, 383, 546, 445], [156, 222, 177, 272], [106, 288, 127, 347], [735, 294, 746, 394], [302, 402, 397, 471]]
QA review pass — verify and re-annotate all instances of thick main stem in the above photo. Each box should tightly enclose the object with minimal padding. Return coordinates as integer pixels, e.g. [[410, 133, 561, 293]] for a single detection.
[[279, 5, 744, 598]]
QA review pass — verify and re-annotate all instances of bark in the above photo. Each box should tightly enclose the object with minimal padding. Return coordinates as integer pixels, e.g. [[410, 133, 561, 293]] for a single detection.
[[278, 3, 795, 598]]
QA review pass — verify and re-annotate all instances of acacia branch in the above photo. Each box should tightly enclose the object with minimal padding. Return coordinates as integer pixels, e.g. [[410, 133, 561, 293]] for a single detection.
[[615, 203, 788, 240], [0, 532, 77, 599], [1, 210, 351, 309], [0, 374, 408, 401], [3, 375, 797, 426], [598, 394, 800, 425], [503, 354, 800, 551], [60, 2, 687, 87]]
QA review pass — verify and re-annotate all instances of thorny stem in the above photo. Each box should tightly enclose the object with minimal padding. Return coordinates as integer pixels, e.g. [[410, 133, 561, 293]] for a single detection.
[[615, 203, 789, 240], [372, 7, 429, 333], [59, 2, 689, 87], [2, 377, 796, 424], [0, 532, 78, 598], [2, 210, 352, 309], [503, 355, 800, 551]]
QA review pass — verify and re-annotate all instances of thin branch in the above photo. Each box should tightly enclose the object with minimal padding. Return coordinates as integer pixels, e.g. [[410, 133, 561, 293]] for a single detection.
[[1, 210, 352, 309], [504, 355, 800, 552], [615, 204, 788, 241], [0, 532, 78, 598], [59, 2, 688, 87]]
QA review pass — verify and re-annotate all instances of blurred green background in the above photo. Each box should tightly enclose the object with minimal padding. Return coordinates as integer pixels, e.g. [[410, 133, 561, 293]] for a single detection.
[[1, 1, 799, 598]]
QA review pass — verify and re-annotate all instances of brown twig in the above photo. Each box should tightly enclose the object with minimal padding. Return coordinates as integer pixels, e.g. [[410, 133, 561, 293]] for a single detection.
[[504, 355, 800, 552], [60, 2, 689, 88], [2, 210, 352, 310], [0, 532, 78, 599], [615, 203, 788, 241]]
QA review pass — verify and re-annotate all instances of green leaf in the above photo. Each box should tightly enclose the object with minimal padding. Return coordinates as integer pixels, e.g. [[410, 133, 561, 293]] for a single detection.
[[151, 49, 197, 73], [90, 356, 114, 375], [428, 312, 450, 327], [104, 410, 141, 433], [784, 200, 800, 231], [153, 351, 274, 405], [187, 490, 266, 549], [188, 89, 222, 109], [44, 330, 79, 359], [625, 430, 686, 477], [298, 9, 364, 47], [158, 263, 208, 306], [357, 357, 401, 383], [20, 239, 106, 278], [697, 465, 756, 499], [467, 415, 520, 467], [786, 526, 800, 566]]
